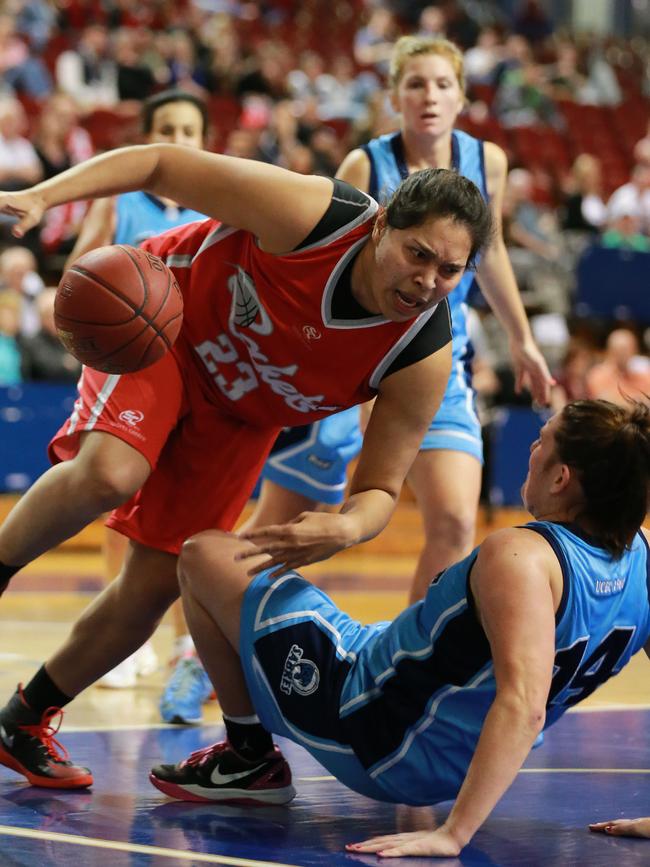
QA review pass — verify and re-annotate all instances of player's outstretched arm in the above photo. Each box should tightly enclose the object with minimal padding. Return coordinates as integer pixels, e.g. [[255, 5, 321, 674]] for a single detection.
[[0, 145, 334, 255], [473, 142, 554, 406], [349, 529, 557, 856], [238, 343, 451, 576]]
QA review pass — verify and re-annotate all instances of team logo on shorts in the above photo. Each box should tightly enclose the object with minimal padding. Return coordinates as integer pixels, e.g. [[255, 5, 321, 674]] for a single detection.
[[280, 644, 320, 697], [227, 265, 273, 336], [119, 409, 144, 427]]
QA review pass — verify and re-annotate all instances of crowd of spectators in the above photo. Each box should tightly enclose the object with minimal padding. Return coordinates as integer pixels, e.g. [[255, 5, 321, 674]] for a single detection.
[[0, 0, 648, 404]]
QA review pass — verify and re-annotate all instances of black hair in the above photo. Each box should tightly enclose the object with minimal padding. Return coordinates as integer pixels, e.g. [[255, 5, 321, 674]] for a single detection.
[[555, 398, 650, 557], [385, 168, 494, 268], [141, 89, 209, 137]]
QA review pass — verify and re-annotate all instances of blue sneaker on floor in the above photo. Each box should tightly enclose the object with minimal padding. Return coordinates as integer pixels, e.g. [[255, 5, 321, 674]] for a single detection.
[[159, 656, 214, 725]]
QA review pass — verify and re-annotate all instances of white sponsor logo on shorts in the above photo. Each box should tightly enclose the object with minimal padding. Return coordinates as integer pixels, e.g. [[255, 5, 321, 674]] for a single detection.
[[280, 644, 320, 697], [119, 409, 144, 427]]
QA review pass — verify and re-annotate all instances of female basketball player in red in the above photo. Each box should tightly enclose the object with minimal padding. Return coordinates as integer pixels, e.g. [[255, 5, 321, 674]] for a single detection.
[[0, 143, 491, 788]]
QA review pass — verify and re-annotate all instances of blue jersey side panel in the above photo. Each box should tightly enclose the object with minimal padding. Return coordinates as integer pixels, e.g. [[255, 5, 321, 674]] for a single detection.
[[113, 191, 206, 247]]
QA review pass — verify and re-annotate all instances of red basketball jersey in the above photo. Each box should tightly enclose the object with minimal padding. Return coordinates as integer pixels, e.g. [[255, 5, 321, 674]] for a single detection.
[[142, 210, 439, 427]]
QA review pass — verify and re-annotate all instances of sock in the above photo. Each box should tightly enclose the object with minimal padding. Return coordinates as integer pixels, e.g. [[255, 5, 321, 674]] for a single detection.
[[223, 713, 273, 760], [0, 560, 25, 596], [22, 665, 74, 715]]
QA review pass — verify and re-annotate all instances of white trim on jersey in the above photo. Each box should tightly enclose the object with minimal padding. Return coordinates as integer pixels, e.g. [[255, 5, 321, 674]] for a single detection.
[[321, 236, 387, 329], [426, 429, 483, 446], [254, 573, 358, 664], [264, 421, 348, 494], [369, 665, 494, 780], [368, 304, 443, 391], [340, 598, 467, 717]]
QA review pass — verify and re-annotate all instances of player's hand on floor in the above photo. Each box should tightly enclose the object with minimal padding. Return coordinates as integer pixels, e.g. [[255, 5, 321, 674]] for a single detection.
[[345, 828, 462, 858], [237, 511, 357, 576], [590, 818, 650, 838], [0, 190, 48, 237]]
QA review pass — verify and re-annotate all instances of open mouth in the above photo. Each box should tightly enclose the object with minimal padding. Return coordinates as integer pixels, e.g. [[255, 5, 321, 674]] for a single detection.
[[395, 289, 424, 311]]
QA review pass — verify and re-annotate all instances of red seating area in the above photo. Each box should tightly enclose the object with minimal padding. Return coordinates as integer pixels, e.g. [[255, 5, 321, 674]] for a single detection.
[[458, 92, 648, 202]]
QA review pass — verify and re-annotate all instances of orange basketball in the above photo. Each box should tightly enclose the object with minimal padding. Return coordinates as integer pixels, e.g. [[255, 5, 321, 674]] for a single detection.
[[55, 245, 183, 374]]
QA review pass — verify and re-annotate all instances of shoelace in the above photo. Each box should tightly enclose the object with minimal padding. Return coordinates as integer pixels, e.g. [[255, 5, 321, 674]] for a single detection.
[[181, 740, 228, 769], [20, 706, 70, 763]]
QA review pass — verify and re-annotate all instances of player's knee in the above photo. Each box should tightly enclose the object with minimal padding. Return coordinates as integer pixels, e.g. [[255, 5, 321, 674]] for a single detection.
[[73, 449, 150, 510], [428, 508, 476, 550], [178, 531, 243, 593]]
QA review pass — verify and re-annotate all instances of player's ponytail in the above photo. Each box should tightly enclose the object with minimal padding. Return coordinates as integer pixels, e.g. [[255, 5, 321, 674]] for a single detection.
[[555, 398, 650, 557]]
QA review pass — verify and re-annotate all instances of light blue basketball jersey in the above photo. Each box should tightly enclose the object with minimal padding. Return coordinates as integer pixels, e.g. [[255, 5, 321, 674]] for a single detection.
[[338, 522, 650, 805], [363, 130, 488, 459], [113, 191, 206, 247]]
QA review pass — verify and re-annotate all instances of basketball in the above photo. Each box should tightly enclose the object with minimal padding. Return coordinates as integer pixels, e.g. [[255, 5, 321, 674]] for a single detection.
[[54, 245, 184, 374]]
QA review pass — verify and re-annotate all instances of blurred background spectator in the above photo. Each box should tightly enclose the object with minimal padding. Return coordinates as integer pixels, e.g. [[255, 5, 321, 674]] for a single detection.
[[0, 94, 42, 189], [0, 246, 44, 338], [586, 328, 650, 404], [561, 154, 607, 235], [0, 290, 22, 386], [20, 286, 82, 382]]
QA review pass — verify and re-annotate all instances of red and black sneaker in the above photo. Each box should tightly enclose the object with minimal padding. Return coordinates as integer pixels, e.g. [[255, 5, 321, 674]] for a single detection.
[[149, 740, 295, 805], [0, 686, 93, 789]]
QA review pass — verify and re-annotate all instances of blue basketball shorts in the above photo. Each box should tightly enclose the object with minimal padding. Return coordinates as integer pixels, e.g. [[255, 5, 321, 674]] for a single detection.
[[260, 406, 362, 504], [239, 568, 392, 801], [420, 360, 483, 462]]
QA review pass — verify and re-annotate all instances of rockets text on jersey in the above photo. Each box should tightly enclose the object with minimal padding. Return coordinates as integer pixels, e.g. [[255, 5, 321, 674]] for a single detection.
[[194, 265, 341, 414]]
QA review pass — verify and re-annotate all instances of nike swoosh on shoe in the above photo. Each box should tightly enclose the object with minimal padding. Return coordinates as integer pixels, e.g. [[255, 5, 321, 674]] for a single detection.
[[0, 725, 14, 749], [210, 763, 266, 785]]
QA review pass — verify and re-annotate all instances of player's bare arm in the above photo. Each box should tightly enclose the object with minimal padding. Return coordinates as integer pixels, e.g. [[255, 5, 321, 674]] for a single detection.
[[64, 196, 116, 269], [238, 343, 451, 576], [350, 527, 558, 857], [0, 145, 335, 255], [336, 148, 372, 192], [473, 142, 553, 406]]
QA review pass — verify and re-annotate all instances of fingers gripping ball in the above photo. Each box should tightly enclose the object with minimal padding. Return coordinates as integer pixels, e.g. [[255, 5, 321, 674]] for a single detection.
[[55, 245, 183, 374]]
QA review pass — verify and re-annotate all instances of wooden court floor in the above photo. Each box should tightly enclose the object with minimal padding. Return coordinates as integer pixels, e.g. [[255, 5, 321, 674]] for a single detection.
[[1, 500, 650, 865]]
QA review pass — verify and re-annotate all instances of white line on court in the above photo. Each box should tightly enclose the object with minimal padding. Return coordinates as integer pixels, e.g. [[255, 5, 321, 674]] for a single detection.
[[0, 825, 300, 866], [298, 767, 650, 782], [520, 767, 650, 774]]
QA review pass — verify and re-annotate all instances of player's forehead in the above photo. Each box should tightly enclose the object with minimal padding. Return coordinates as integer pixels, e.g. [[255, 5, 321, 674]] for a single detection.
[[407, 216, 472, 265], [540, 412, 561, 442], [151, 101, 203, 129]]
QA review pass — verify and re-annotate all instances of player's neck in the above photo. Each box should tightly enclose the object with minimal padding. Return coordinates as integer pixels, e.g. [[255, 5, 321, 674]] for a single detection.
[[349, 244, 379, 314], [401, 129, 452, 172]]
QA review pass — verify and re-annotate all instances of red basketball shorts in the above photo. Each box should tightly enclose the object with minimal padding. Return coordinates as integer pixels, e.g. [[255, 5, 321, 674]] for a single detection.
[[49, 353, 280, 554]]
